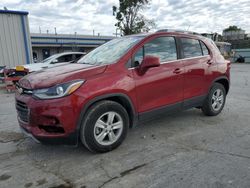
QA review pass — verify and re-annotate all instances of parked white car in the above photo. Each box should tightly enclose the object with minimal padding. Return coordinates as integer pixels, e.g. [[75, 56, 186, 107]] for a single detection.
[[18, 52, 86, 72]]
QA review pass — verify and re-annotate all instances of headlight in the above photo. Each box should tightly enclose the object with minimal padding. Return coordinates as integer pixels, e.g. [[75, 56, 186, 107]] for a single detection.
[[33, 80, 84, 99]]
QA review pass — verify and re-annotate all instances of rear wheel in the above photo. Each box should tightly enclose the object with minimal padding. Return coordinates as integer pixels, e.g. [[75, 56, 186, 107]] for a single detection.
[[80, 100, 129, 153], [202, 83, 226, 116]]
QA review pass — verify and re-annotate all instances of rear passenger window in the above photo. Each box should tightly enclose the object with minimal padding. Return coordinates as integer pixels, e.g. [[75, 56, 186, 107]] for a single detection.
[[181, 38, 202, 58], [200, 41, 209, 55]]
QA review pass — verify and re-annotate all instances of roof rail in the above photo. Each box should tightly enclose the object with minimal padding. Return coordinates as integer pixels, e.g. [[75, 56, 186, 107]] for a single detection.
[[156, 29, 201, 36]]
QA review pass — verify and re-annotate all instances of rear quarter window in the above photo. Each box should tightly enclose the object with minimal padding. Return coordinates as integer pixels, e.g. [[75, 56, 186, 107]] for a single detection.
[[200, 41, 209, 55]]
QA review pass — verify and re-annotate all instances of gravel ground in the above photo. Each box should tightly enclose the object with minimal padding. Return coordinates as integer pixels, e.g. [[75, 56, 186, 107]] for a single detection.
[[0, 63, 249, 188]]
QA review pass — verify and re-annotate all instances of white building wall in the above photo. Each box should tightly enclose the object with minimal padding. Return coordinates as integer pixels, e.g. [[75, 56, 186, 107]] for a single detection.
[[0, 10, 32, 68]]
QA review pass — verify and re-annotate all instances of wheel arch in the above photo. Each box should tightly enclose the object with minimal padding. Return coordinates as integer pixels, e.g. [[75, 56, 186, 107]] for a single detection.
[[212, 76, 230, 94], [77, 93, 138, 133]]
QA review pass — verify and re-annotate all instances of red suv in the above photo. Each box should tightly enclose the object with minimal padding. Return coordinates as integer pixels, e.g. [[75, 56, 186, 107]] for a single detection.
[[16, 31, 230, 152]]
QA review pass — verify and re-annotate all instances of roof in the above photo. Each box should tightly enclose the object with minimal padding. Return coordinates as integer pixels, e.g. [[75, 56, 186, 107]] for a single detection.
[[128, 30, 207, 40], [0, 9, 29, 15]]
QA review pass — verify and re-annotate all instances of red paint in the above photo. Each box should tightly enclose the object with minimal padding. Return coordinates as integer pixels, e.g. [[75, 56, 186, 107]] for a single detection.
[[15, 31, 230, 142]]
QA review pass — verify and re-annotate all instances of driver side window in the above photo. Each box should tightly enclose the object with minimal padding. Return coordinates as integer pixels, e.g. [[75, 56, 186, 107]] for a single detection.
[[132, 37, 177, 67], [134, 48, 144, 67]]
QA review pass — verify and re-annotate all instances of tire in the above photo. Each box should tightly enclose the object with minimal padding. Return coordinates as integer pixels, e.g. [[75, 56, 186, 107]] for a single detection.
[[202, 83, 226, 116], [80, 100, 129, 153]]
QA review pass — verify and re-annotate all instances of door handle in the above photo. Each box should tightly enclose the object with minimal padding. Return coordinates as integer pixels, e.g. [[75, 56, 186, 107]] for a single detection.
[[173, 68, 181, 74]]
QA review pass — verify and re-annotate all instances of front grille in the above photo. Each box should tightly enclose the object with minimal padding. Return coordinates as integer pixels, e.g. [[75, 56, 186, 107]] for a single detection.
[[16, 100, 29, 123]]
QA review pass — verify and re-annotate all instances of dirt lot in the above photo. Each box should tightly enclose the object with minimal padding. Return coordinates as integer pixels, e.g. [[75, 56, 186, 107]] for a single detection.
[[0, 63, 250, 188]]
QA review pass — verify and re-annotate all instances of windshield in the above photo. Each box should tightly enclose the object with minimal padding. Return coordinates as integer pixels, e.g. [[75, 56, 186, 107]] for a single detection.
[[77, 36, 143, 65]]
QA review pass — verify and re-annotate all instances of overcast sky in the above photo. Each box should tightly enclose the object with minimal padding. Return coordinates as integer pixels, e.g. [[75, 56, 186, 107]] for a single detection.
[[2, 0, 250, 36]]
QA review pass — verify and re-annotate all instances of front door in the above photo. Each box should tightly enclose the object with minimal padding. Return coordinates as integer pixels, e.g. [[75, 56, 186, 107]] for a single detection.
[[132, 36, 184, 114]]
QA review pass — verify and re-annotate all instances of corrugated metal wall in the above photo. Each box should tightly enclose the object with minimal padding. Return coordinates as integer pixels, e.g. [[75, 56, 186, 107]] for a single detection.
[[0, 11, 32, 68]]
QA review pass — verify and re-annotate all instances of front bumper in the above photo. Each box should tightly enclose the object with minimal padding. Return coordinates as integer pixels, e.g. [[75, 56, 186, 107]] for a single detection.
[[15, 92, 86, 145], [20, 124, 78, 145]]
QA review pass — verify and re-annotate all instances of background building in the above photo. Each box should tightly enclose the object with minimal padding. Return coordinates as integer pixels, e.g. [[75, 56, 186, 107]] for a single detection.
[[223, 29, 245, 41], [31, 33, 114, 62], [0, 9, 114, 67], [0, 9, 32, 68]]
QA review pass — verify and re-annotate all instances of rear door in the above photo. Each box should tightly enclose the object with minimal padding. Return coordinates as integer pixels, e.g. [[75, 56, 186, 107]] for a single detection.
[[132, 36, 184, 114], [179, 38, 210, 105]]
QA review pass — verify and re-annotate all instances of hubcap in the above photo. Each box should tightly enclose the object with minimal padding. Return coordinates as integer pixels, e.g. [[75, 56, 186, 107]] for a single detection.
[[211, 89, 224, 111], [94, 112, 123, 146]]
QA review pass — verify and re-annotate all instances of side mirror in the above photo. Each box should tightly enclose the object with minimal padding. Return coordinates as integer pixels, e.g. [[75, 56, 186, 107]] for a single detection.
[[139, 55, 160, 74], [51, 59, 58, 64]]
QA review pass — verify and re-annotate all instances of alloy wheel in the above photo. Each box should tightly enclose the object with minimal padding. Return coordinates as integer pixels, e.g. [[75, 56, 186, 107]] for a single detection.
[[211, 88, 224, 111], [94, 111, 123, 146]]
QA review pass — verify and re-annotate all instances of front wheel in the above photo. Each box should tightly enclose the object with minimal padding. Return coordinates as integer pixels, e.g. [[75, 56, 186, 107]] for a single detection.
[[80, 100, 129, 153], [202, 83, 226, 116]]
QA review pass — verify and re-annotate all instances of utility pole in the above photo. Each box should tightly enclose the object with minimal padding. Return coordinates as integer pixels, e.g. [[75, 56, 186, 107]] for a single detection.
[[113, 28, 120, 37], [74, 32, 77, 51]]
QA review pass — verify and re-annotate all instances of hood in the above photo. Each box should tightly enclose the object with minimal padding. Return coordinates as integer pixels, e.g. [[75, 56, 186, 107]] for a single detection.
[[19, 63, 107, 89]]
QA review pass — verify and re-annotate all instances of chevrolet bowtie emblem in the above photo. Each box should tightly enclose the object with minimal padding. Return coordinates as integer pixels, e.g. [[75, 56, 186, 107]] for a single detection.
[[17, 87, 23, 94]]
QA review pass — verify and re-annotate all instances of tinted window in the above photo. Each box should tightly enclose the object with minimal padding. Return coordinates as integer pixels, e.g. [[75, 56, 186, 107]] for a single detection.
[[75, 54, 83, 59], [133, 37, 177, 66], [200, 41, 209, 55], [134, 48, 143, 66], [181, 38, 202, 58], [57, 54, 73, 62], [144, 37, 177, 62]]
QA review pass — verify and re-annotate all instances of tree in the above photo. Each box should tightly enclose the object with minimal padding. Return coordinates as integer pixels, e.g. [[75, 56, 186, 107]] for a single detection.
[[112, 0, 155, 36], [223, 25, 242, 32]]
